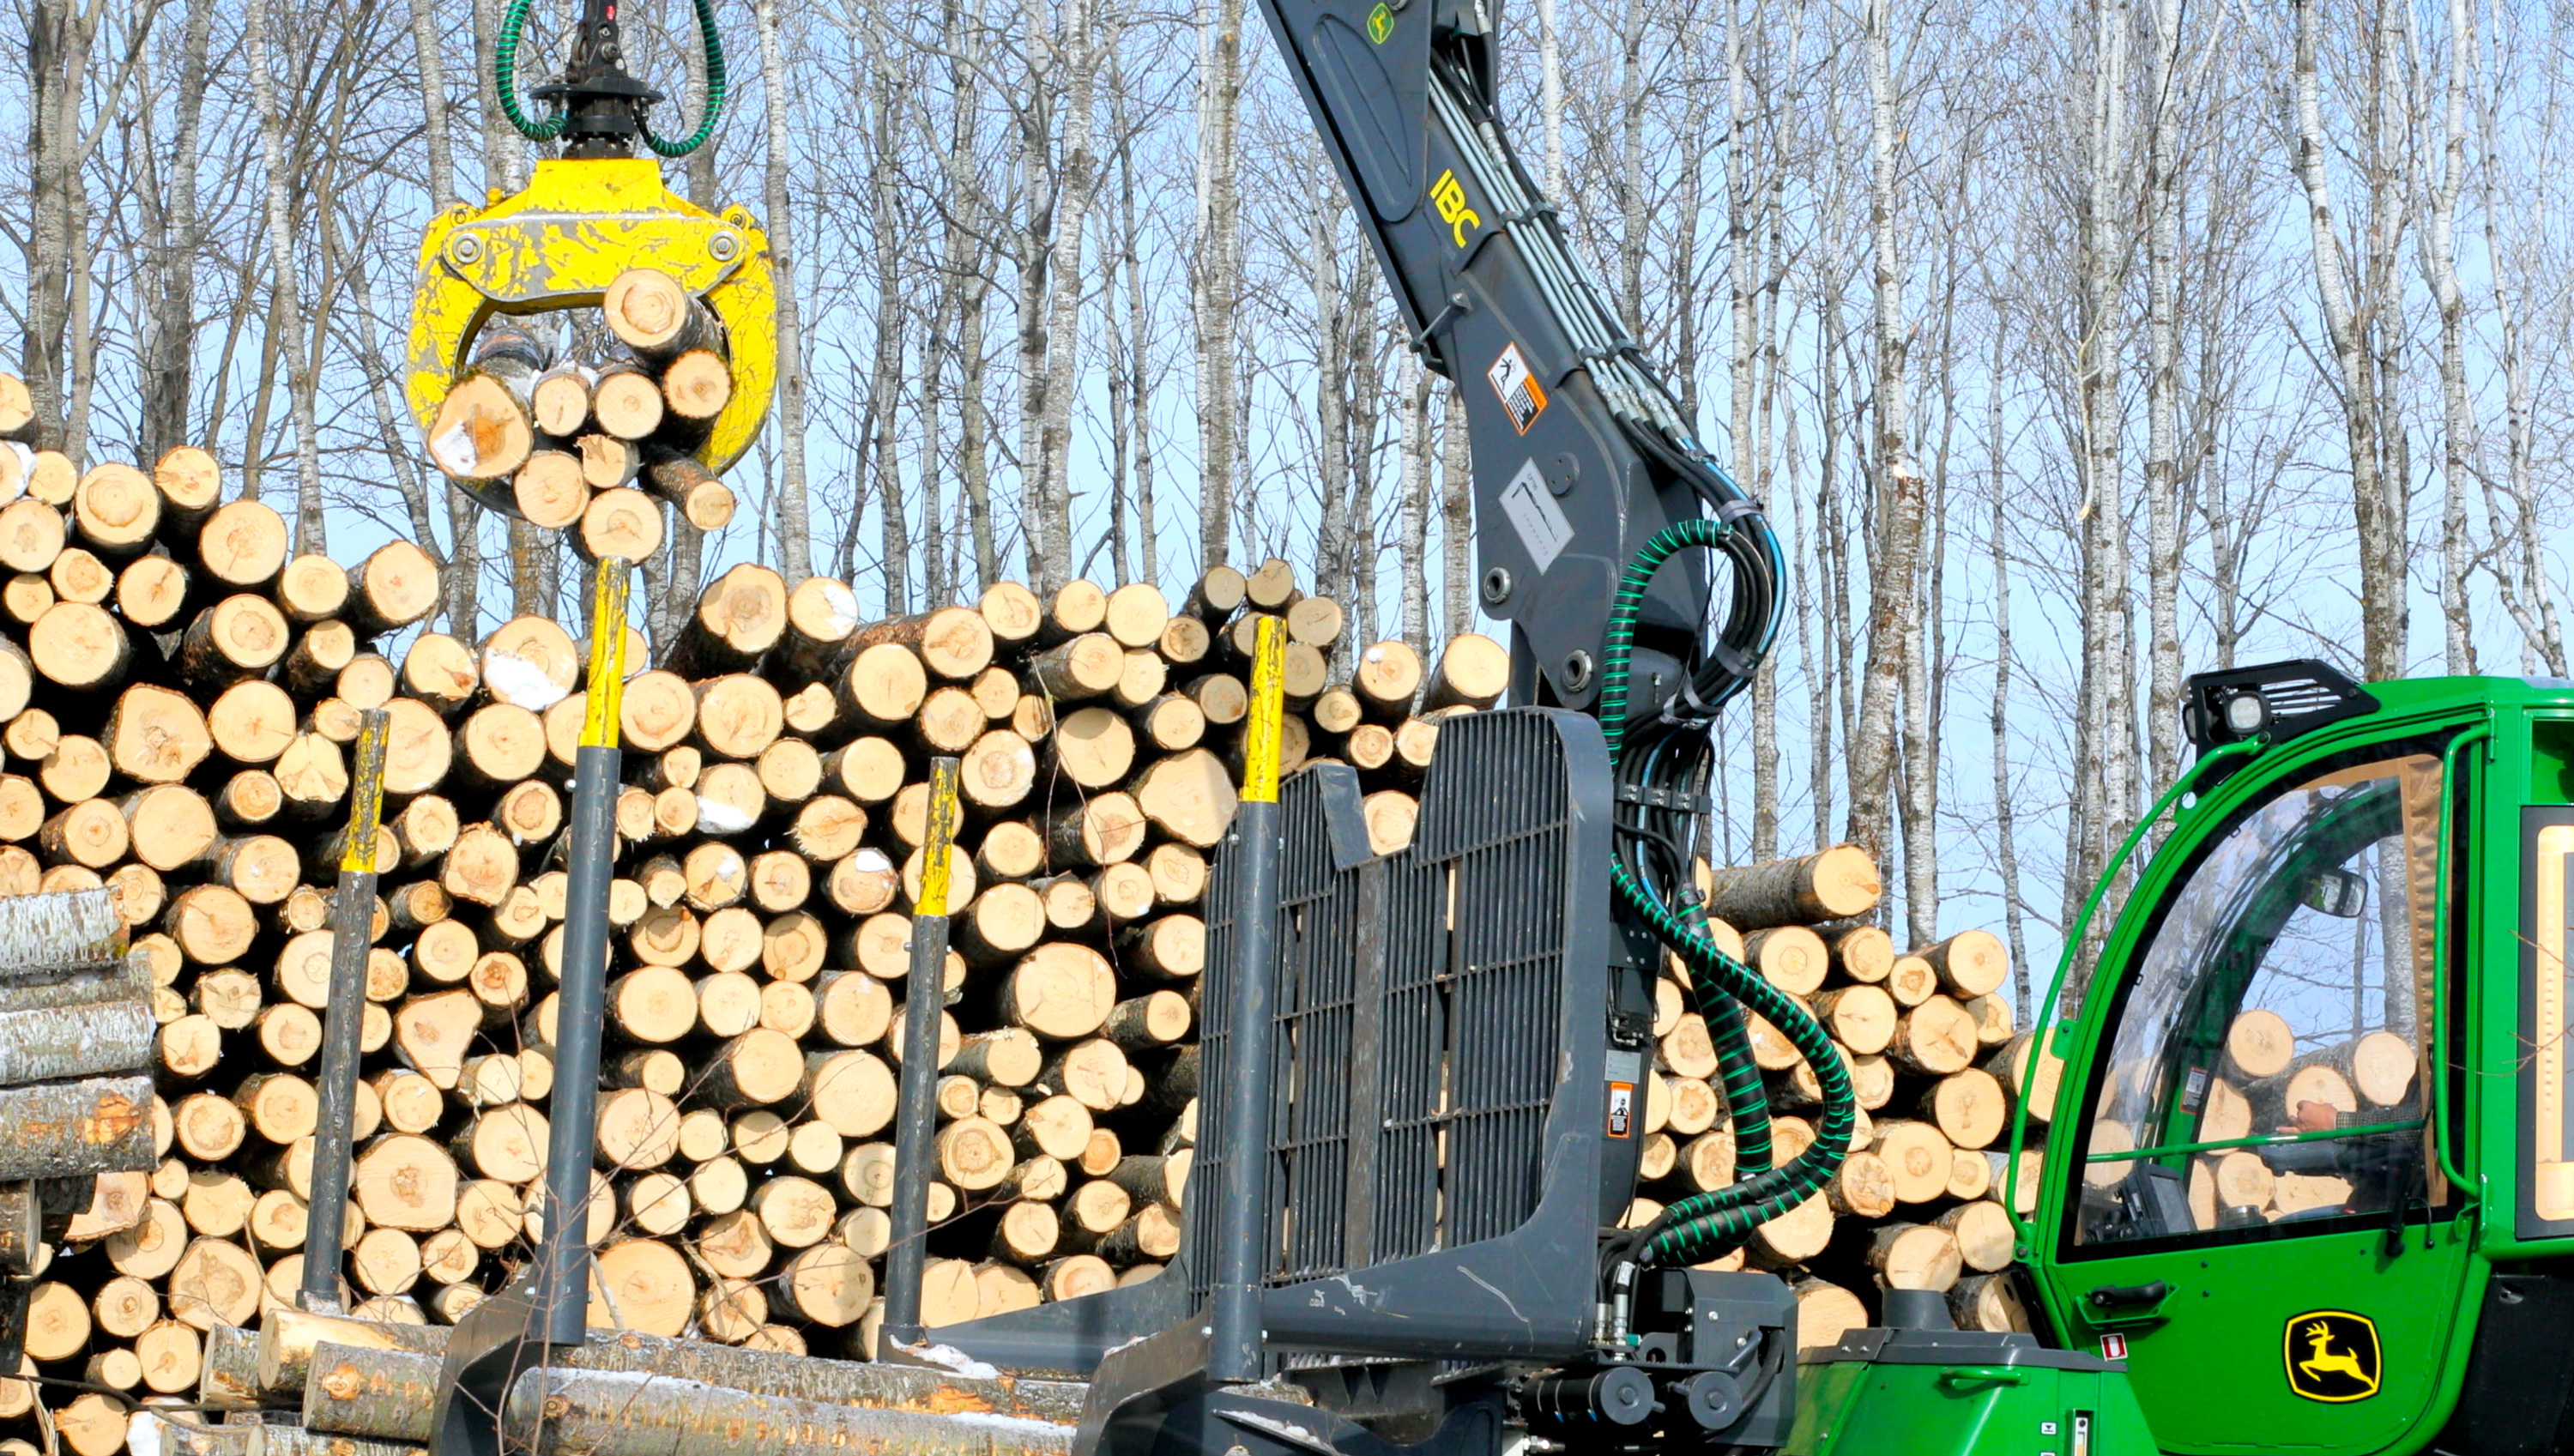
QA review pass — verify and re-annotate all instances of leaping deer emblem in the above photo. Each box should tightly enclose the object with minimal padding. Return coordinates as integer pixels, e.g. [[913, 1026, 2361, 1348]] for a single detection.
[[2297, 1322, 2368, 1386]]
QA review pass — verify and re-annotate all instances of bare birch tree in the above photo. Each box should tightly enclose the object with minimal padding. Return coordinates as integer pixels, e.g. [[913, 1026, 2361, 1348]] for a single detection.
[[1844, 0, 1926, 874], [245, 0, 327, 550], [1193, 0, 1246, 567], [2288, 0, 2402, 680], [756, 0, 815, 578]]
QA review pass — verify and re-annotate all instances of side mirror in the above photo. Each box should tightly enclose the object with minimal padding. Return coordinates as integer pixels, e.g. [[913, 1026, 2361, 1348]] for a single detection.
[[2302, 867, 2369, 919]]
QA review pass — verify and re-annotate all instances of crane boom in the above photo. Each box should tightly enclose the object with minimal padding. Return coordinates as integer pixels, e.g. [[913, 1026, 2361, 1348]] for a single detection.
[[1243, 0, 1782, 721]]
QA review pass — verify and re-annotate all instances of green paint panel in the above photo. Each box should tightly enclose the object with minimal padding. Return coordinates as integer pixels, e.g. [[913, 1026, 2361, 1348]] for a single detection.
[[1785, 1357, 2156, 1455], [2057, 1224, 2473, 1453]]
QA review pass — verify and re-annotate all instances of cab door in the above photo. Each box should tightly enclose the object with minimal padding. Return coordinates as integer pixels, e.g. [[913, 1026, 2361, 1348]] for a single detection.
[[2034, 740, 2477, 1454]]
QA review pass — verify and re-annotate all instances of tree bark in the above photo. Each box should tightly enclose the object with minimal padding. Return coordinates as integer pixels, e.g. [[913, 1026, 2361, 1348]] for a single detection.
[[139, 0, 214, 462], [2424, 0, 2475, 674], [2290, 0, 2401, 681], [1193, 0, 1246, 569], [245, 0, 327, 553], [754, 0, 813, 579], [1844, 0, 1926, 878], [0, 1074, 154, 1178]]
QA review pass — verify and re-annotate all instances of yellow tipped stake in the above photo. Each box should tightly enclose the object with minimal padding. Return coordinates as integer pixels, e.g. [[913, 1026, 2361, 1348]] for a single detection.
[[1240, 614, 1288, 804], [882, 754, 963, 1346], [299, 707, 391, 1311], [532, 554, 636, 1341], [582, 555, 632, 749], [1206, 614, 1290, 1386]]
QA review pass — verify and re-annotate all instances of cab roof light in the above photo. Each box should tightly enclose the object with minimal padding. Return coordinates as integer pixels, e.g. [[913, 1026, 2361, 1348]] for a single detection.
[[2181, 659, 2379, 754]]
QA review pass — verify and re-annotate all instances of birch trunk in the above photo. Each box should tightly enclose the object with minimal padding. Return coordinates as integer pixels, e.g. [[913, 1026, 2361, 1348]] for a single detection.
[[1016, 0, 1059, 587], [756, 0, 815, 579], [1310, 175, 1350, 612], [1844, 0, 1925, 876], [1193, 0, 1247, 568], [1730, 0, 1777, 861], [408, 0, 460, 208], [246, 0, 328, 553], [1397, 355, 1432, 666], [1440, 387, 1472, 643], [21, 0, 92, 452], [1348, 323, 1384, 652], [2070, 0, 2131, 951], [2142, 0, 2184, 795], [961, 273, 1000, 592], [140, 0, 214, 462], [1615, 0, 1647, 334], [1118, 74, 1158, 589], [471, 0, 526, 195], [1040, 0, 1103, 589], [1987, 327, 2030, 1019], [866, 57, 910, 613], [2424, 0, 2475, 674], [2289, 0, 2397, 681]]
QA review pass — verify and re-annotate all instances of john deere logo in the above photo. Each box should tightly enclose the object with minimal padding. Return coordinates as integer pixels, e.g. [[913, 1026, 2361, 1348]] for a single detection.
[[2284, 1311, 2380, 1403], [1367, 3, 1393, 41]]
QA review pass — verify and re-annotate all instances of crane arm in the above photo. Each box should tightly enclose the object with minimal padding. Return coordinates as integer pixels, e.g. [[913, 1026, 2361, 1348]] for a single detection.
[[1242, 0, 1783, 723], [1250, 0, 1855, 1279]]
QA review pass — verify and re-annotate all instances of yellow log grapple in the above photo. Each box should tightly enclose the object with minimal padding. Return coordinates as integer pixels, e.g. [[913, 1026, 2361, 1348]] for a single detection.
[[404, 159, 776, 473]]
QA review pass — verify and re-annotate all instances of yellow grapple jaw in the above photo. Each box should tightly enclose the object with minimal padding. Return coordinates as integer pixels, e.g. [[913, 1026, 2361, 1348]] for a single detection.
[[406, 157, 776, 474]]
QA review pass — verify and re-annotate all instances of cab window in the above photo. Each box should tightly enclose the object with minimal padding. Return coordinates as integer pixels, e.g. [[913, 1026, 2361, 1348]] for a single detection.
[[2072, 752, 2446, 1249]]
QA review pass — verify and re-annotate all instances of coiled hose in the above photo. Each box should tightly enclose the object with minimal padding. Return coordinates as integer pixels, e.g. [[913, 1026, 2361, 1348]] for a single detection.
[[494, 0, 726, 158], [1598, 517, 1853, 1268]]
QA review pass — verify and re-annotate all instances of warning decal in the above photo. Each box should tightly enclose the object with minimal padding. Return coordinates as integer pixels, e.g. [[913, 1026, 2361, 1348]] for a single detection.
[[1488, 342, 1548, 435], [1605, 1082, 1634, 1139], [1499, 458, 1574, 574]]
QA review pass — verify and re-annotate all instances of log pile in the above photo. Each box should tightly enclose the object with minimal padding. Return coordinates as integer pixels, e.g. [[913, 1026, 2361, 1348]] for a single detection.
[[1628, 844, 2061, 1348], [0, 408, 1532, 1453], [2083, 1010, 2415, 1228], [0, 367, 2064, 1456]]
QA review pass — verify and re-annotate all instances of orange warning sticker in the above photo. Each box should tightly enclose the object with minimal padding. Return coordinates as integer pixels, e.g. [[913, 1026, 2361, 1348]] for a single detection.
[[1606, 1082, 1635, 1139], [1489, 342, 1548, 435]]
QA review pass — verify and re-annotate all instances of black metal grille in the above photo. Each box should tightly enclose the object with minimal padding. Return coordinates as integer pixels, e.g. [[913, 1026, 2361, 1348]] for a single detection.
[[1272, 782, 1360, 1282], [1187, 794, 1247, 1305], [1370, 854, 1445, 1261], [1189, 711, 1575, 1298], [1414, 712, 1570, 1249]]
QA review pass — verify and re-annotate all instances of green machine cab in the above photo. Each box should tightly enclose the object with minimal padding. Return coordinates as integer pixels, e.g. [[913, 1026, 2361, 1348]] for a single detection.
[[1985, 662, 2574, 1454]]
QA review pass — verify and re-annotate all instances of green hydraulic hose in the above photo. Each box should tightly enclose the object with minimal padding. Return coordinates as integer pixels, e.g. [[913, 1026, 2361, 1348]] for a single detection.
[[493, 0, 564, 143], [1598, 519, 1851, 1264], [641, 0, 727, 159], [1701, 994, 1774, 1178], [492, 0, 726, 157], [1675, 897, 1773, 1179]]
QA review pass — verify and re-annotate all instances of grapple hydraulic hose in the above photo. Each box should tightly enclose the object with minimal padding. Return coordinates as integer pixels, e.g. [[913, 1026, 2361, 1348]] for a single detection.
[[493, 0, 725, 157]]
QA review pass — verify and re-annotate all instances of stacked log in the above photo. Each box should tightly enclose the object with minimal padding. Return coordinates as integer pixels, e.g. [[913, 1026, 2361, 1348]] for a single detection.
[[1628, 846, 2060, 1346]]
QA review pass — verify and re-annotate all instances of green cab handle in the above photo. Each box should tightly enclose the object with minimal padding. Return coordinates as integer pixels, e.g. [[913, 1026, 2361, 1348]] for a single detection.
[[1937, 1367, 2029, 1390], [2083, 1279, 2172, 1328]]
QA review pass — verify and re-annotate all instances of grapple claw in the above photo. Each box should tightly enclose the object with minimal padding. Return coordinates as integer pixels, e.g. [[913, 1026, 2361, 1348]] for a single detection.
[[405, 158, 776, 475]]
